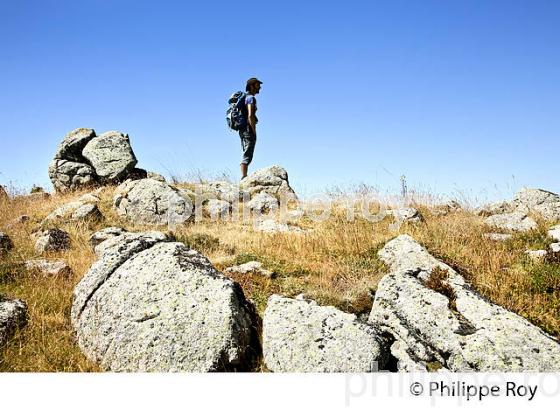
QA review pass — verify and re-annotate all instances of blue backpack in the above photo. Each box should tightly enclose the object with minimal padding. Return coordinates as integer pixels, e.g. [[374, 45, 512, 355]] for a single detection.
[[226, 91, 247, 131]]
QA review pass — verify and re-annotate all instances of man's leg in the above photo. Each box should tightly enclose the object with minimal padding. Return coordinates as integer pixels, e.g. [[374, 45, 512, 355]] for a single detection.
[[239, 128, 255, 180]]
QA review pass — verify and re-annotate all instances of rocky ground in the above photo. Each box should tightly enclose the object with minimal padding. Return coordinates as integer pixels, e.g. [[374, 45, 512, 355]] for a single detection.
[[1, 128, 559, 372]]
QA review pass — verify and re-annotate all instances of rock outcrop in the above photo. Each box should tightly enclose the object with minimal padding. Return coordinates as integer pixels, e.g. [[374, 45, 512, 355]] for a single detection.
[[200, 181, 247, 203], [113, 179, 194, 226], [53, 127, 97, 162], [34, 229, 71, 253], [263, 295, 387, 372], [547, 225, 560, 242], [82, 131, 137, 181], [71, 232, 260, 371], [225, 261, 275, 278], [513, 188, 560, 221], [248, 192, 279, 214], [369, 234, 560, 371], [44, 192, 102, 223], [89, 227, 127, 249], [204, 199, 231, 219], [0, 296, 27, 346], [484, 212, 537, 232], [25, 259, 73, 277], [483, 233, 513, 242], [387, 207, 424, 224], [48, 160, 97, 193], [240, 165, 296, 197], [525, 250, 548, 262], [48, 128, 142, 192], [477, 188, 560, 222], [254, 219, 303, 234]]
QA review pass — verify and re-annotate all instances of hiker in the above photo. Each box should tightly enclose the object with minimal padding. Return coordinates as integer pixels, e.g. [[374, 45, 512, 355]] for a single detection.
[[239, 77, 262, 179]]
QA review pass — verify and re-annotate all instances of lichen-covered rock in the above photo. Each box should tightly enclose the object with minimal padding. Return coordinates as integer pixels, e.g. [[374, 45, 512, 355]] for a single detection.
[[225, 261, 275, 278], [113, 179, 193, 226], [525, 250, 548, 262], [25, 259, 73, 277], [48, 159, 97, 192], [484, 212, 537, 232], [0, 297, 27, 346], [71, 232, 259, 371], [248, 192, 278, 214], [200, 181, 246, 203], [513, 188, 560, 221], [254, 219, 302, 234], [387, 207, 424, 223], [53, 128, 96, 162], [240, 165, 296, 197], [483, 233, 513, 242], [82, 131, 137, 181], [548, 225, 560, 242], [147, 171, 166, 183], [89, 227, 127, 250], [263, 295, 387, 372], [204, 199, 230, 219], [44, 195, 102, 223], [34, 229, 70, 253], [369, 234, 560, 371], [0, 232, 13, 255]]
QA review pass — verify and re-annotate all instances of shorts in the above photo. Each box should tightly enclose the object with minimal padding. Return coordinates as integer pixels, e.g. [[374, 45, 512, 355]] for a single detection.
[[239, 127, 256, 165]]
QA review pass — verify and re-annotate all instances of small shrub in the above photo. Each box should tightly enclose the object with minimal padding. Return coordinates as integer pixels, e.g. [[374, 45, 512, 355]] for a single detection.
[[425, 267, 457, 310], [507, 226, 554, 251], [0, 261, 26, 284], [341, 290, 374, 315], [530, 263, 560, 294]]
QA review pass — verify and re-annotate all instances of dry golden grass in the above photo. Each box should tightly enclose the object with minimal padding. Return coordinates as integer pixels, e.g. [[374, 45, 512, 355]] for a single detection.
[[1, 185, 559, 371]]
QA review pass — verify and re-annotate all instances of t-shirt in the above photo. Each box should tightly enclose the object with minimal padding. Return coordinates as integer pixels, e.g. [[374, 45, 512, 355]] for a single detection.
[[245, 93, 258, 123]]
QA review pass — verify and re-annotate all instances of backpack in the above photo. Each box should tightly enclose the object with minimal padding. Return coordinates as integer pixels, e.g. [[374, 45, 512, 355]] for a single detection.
[[226, 91, 247, 131]]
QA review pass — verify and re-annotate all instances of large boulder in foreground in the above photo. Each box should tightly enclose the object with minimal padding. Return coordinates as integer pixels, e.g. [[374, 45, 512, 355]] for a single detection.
[[240, 165, 296, 198], [82, 131, 137, 181], [369, 234, 560, 371], [113, 179, 193, 226], [71, 232, 259, 372], [263, 295, 387, 372], [0, 296, 27, 346]]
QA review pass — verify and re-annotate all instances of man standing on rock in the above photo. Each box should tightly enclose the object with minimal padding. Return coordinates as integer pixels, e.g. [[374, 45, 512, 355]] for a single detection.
[[240, 77, 262, 180]]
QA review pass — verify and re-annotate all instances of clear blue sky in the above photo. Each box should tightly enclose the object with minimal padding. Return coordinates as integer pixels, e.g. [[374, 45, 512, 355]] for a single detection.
[[1, 0, 559, 203]]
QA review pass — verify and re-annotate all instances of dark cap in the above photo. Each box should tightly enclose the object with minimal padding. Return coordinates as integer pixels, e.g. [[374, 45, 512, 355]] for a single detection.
[[246, 77, 263, 87]]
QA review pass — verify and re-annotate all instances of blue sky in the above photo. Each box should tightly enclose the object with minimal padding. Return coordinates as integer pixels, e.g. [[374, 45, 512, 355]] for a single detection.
[[1, 0, 559, 203]]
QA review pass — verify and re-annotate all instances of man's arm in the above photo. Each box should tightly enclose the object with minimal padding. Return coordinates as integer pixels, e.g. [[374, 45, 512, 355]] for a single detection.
[[247, 103, 257, 137]]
